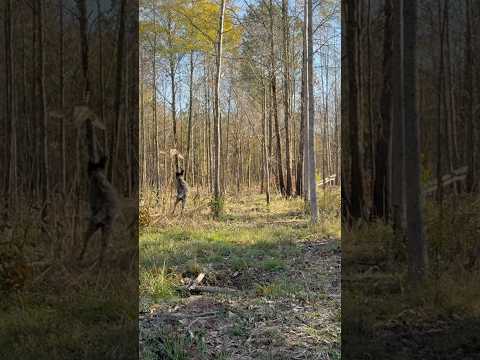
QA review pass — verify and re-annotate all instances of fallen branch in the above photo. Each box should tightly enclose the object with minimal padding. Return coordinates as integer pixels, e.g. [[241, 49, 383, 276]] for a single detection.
[[179, 285, 238, 294], [153, 311, 218, 320]]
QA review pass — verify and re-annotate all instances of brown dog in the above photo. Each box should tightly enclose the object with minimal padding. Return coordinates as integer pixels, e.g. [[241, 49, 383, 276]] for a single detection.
[[172, 169, 188, 215], [78, 156, 119, 265]]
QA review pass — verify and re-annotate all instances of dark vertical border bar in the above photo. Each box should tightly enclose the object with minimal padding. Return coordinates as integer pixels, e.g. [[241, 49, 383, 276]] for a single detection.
[[0, 0, 139, 358], [342, 0, 480, 358]]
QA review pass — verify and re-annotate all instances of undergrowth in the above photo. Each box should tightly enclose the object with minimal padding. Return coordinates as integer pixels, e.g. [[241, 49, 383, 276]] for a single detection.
[[140, 187, 341, 359], [0, 198, 138, 360], [342, 194, 480, 359]]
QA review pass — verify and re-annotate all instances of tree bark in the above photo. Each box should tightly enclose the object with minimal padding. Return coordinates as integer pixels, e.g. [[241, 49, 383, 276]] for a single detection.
[[212, 0, 226, 217], [373, 0, 392, 220], [263, 83, 271, 205], [269, 0, 285, 196], [307, 0, 317, 223], [282, 0, 293, 196], [344, 0, 364, 220], [186, 51, 195, 181], [404, 0, 427, 285], [391, 0, 406, 235], [109, 0, 127, 183], [464, 0, 475, 192], [38, 0, 49, 206]]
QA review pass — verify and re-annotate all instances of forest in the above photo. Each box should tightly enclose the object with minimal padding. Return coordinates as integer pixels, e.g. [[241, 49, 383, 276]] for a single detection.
[[342, 0, 480, 358], [0, 0, 139, 358], [2, 0, 478, 358], [139, 0, 341, 358]]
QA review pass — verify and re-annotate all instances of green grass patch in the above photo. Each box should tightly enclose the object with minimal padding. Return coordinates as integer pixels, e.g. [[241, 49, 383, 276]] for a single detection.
[[140, 219, 312, 301], [254, 278, 306, 299]]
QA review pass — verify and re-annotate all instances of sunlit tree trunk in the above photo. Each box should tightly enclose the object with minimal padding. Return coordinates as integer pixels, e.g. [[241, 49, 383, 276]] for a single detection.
[[262, 84, 270, 205], [307, 0, 317, 223], [282, 0, 293, 196], [269, 0, 285, 196], [212, 0, 226, 217], [186, 51, 195, 181]]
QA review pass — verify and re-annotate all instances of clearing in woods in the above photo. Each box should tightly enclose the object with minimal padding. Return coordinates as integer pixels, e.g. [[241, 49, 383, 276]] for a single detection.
[[139, 190, 341, 359]]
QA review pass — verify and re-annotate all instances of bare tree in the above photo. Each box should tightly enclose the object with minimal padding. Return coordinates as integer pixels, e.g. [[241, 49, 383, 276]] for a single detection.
[[307, 0, 317, 223], [212, 0, 226, 217], [404, 0, 427, 284], [391, 0, 406, 235], [282, 0, 293, 196]]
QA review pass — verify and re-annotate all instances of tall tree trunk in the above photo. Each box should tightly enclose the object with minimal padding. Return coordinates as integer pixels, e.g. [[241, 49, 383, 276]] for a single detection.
[[344, 0, 364, 220], [444, 0, 457, 172], [5, 0, 17, 208], [296, 59, 305, 197], [96, 0, 107, 163], [445, 0, 458, 170], [307, 0, 317, 223], [366, 0, 375, 188], [302, 0, 309, 204], [263, 84, 271, 205], [162, 80, 167, 189], [282, 0, 293, 196], [464, 0, 475, 192], [186, 51, 195, 181], [212, 0, 226, 217], [170, 59, 178, 171], [151, 14, 160, 193], [269, 0, 285, 196], [404, 0, 427, 285], [38, 0, 49, 206], [109, 0, 127, 183], [373, 0, 392, 220], [59, 0, 66, 195], [391, 0, 406, 235], [435, 0, 447, 204], [140, 49, 146, 190]]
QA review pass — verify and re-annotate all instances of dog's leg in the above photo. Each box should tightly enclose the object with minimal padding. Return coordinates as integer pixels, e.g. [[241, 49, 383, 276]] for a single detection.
[[181, 199, 186, 215], [78, 222, 99, 261], [98, 224, 112, 266], [172, 198, 180, 215]]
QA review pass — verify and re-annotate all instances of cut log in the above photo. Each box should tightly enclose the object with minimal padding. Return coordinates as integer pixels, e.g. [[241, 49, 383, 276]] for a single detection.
[[187, 272, 205, 290]]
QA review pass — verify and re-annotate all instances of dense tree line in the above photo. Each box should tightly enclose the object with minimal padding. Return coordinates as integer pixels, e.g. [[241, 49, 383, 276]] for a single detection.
[[0, 0, 138, 267], [140, 0, 340, 222], [343, 0, 480, 282]]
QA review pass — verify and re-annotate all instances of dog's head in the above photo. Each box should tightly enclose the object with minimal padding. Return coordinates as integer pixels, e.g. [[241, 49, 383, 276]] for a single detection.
[[175, 169, 185, 179], [88, 156, 107, 175]]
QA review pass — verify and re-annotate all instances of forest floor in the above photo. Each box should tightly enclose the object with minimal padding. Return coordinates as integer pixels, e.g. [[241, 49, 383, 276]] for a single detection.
[[139, 190, 341, 360], [0, 199, 138, 360], [342, 196, 480, 360]]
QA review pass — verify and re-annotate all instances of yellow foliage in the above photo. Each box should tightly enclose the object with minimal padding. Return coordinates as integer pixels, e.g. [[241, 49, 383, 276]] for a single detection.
[[140, 0, 242, 56]]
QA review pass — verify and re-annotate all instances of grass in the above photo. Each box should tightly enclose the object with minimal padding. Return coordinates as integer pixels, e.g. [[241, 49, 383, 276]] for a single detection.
[[342, 194, 480, 359], [140, 188, 341, 359], [0, 278, 138, 360], [0, 199, 138, 360]]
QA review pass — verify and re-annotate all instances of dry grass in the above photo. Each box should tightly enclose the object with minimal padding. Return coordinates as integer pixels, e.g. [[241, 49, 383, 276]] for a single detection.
[[140, 187, 341, 359], [342, 194, 480, 359], [0, 197, 138, 360]]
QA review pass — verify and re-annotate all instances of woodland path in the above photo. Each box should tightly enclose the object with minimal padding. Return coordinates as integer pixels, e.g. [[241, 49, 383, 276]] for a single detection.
[[139, 192, 341, 359]]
